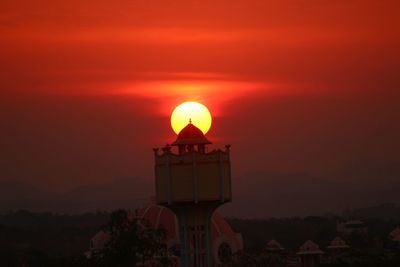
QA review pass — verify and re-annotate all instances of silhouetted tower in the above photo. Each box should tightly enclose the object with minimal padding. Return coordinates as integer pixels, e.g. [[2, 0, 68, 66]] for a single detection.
[[154, 121, 232, 267]]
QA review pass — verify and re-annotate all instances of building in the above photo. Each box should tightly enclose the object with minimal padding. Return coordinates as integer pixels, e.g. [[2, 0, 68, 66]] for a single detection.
[[337, 220, 368, 237], [325, 236, 349, 263], [327, 237, 349, 252], [262, 240, 286, 267], [297, 240, 324, 267], [154, 121, 232, 267], [265, 239, 285, 252]]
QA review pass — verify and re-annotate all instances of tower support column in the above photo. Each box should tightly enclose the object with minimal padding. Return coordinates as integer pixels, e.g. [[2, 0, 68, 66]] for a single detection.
[[172, 203, 218, 267]]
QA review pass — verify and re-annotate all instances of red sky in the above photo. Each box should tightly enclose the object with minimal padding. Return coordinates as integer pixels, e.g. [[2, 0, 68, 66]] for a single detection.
[[1, 1, 400, 216]]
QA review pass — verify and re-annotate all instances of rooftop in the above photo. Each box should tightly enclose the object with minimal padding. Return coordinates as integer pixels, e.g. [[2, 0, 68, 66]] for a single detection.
[[171, 121, 212, 146]]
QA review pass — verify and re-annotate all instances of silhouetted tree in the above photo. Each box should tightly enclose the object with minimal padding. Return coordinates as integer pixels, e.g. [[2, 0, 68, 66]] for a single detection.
[[99, 209, 173, 267]]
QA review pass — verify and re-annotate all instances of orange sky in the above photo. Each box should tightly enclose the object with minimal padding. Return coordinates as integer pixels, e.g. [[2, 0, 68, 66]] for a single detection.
[[1, 0, 400, 216], [2, 0, 399, 96]]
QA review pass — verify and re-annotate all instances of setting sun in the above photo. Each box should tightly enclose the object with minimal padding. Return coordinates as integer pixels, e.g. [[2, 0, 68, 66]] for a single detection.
[[171, 101, 212, 135]]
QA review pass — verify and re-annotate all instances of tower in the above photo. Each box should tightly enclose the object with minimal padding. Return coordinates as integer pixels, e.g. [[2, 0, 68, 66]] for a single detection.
[[153, 121, 232, 267]]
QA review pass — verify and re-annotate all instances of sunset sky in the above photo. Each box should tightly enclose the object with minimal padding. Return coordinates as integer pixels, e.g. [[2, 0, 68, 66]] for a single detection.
[[1, 1, 399, 217]]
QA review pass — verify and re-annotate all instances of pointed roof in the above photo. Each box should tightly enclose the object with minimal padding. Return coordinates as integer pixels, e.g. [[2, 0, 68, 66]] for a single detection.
[[266, 239, 284, 251], [171, 121, 212, 146], [327, 237, 349, 249], [297, 240, 324, 255]]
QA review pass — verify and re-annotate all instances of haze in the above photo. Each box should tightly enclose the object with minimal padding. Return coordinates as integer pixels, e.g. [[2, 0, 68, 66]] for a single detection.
[[1, 0, 399, 217]]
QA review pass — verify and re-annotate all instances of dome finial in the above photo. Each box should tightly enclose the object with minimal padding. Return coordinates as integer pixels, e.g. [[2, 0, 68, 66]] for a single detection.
[[189, 118, 192, 124]]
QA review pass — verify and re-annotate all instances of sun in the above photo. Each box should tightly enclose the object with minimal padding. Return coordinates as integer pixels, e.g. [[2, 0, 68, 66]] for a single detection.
[[171, 101, 212, 135]]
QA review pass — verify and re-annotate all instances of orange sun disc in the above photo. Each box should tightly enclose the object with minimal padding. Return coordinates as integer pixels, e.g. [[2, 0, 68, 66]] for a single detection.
[[171, 101, 212, 135]]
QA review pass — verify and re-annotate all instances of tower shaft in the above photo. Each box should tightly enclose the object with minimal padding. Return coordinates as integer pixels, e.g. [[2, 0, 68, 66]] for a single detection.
[[173, 204, 217, 267]]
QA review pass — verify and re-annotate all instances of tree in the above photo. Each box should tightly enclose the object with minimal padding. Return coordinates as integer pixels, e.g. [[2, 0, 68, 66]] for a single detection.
[[99, 209, 173, 267]]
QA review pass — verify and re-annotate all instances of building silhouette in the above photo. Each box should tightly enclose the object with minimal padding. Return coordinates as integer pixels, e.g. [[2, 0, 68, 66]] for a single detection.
[[154, 121, 232, 267], [296, 240, 324, 267]]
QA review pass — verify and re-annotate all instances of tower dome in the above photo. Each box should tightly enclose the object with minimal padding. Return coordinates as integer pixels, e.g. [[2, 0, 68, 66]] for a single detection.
[[172, 120, 211, 146]]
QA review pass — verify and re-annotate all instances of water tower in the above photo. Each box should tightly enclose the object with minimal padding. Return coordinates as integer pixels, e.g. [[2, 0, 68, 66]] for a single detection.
[[153, 120, 232, 267]]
